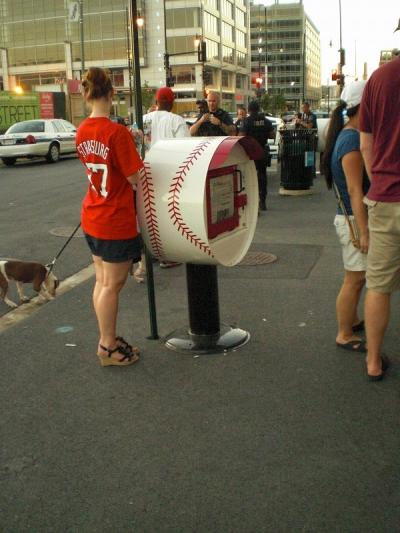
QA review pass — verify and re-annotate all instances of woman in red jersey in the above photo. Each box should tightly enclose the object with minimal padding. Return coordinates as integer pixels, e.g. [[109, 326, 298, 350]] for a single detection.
[[77, 67, 143, 367]]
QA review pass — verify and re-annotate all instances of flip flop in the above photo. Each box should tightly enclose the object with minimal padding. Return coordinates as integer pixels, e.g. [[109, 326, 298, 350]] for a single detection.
[[352, 320, 365, 333], [336, 340, 367, 353], [368, 355, 390, 382]]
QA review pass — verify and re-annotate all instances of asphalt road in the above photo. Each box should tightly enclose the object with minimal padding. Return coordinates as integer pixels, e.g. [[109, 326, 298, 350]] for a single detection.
[[0, 156, 90, 313], [1, 167, 400, 531]]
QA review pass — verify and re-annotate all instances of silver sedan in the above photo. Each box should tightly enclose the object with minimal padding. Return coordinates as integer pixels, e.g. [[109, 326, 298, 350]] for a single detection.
[[0, 119, 77, 166]]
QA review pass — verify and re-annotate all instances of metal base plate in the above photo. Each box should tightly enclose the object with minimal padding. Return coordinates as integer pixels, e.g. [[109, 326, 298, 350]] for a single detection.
[[165, 324, 250, 355]]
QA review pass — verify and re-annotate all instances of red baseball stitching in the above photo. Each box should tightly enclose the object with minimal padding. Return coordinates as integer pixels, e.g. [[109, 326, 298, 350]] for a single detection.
[[168, 140, 214, 257], [140, 162, 164, 258]]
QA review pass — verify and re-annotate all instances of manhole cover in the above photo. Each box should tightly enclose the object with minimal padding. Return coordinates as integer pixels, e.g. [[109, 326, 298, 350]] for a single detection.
[[238, 251, 278, 266], [49, 227, 85, 238]]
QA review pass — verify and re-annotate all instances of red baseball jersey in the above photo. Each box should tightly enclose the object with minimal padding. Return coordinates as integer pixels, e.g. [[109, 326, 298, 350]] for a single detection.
[[76, 117, 143, 239]]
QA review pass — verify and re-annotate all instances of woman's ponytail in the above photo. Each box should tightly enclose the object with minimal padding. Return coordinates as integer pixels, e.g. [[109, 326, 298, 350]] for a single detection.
[[82, 67, 113, 101], [321, 102, 347, 189]]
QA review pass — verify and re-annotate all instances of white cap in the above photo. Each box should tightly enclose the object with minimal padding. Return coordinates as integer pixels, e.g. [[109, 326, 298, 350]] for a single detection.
[[340, 80, 367, 109]]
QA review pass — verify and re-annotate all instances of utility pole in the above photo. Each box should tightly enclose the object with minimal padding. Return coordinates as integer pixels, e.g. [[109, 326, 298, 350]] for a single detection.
[[338, 0, 345, 90]]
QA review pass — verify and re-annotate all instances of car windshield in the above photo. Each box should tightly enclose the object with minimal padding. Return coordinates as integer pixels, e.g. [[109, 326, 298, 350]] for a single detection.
[[8, 121, 45, 133]]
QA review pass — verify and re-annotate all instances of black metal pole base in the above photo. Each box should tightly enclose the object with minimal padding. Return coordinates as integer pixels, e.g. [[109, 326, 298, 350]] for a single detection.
[[165, 264, 250, 355], [165, 323, 250, 355]]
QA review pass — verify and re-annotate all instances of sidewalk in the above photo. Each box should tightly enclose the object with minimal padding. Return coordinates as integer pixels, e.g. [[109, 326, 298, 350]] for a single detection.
[[1, 167, 399, 532]]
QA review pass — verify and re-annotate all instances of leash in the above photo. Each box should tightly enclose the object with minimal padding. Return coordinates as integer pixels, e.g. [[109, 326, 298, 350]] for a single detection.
[[47, 222, 82, 274]]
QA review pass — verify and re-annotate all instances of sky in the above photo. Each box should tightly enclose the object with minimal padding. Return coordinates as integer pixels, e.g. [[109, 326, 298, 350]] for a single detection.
[[257, 0, 400, 82]]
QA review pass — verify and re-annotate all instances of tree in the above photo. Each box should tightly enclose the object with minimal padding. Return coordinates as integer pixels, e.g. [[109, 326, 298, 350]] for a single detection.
[[271, 94, 287, 116], [260, 92, 271, 113], [141, 81, 156, 112]]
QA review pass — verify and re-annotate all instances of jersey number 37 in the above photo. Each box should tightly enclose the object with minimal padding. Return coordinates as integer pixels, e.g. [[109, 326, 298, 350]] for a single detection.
[[85, 163, 108, 198]]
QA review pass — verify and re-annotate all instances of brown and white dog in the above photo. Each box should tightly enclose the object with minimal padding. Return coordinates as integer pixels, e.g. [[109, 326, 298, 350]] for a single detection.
[[0, 260, 59, 308]]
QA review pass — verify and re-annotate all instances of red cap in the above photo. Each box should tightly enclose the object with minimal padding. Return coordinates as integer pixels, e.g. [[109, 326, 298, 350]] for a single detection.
[[156, 87, 175, 103]]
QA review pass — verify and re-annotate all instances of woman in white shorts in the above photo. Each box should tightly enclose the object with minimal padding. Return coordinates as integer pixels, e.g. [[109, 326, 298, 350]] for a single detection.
[[321, 81, 369, 352]]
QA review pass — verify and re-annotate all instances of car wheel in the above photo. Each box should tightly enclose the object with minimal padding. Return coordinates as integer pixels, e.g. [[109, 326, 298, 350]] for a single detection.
[[46, 143, 60, 163], [2, 157, 16, 166]]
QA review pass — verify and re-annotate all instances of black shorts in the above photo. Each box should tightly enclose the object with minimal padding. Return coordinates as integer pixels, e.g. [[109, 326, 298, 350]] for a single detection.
[[84, 233, 142, 263]]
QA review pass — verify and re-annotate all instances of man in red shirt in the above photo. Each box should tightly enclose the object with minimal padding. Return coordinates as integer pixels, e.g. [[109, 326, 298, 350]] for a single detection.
[[359, 26, 400, 381]]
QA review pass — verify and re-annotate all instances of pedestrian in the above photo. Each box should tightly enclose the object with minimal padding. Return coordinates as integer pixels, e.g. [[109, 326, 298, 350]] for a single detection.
[[293, 102, 318, 130], [189, 91, 236, 136], [142, 86, 189, 149], [238, 100, 275, 211], [321, 80, 369, 354], [143, 86, 190, 268], [76, 67, 143, 367], [195, 99, 209, 116], [358, 28, 400, 381], [234, 106, 247, 133]]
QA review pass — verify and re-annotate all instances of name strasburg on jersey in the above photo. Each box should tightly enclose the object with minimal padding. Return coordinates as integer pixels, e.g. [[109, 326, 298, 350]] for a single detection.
[[77, 139, 110, 161]]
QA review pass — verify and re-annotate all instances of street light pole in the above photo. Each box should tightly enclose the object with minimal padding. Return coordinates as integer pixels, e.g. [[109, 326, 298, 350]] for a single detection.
[[125, 7, 133, 124], [129, 0, 159, 340], [302, 30, 306, 104], [79, 0, 85, 76]]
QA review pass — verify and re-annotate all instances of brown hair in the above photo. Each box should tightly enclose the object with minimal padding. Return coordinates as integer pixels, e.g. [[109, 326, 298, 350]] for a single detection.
[[82, 67, 113, 101]]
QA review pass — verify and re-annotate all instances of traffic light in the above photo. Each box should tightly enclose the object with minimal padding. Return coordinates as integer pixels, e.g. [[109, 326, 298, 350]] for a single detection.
[[197, 40, 207, 63], [339, 48, 345, 67], [255, 77, 263, 89], [203, 68, 212, 85], [164, 53, 174, 87], [164, 53, 170, 70], [336, 74, 345, 86], [331, 70, 338, 81]]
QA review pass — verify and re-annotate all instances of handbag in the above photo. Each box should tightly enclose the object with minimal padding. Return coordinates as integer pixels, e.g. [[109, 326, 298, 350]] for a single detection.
[[332, 181, 361, 249]]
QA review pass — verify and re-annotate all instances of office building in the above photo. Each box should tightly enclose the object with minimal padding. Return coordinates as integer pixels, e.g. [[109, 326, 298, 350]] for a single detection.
[[250, 0, 321, 109], [0, 0, 252, 117]]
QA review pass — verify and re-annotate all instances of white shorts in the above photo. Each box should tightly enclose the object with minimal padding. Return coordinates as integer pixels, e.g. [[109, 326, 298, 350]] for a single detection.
[[334, 214, 367, 272]]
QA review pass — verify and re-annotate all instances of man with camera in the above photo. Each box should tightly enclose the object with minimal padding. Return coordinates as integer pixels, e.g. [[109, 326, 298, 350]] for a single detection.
[[189, 91, 236, 137]]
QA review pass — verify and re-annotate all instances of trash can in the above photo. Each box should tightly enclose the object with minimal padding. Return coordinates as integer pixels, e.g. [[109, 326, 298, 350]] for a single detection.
[[279, 128, 317, 191]]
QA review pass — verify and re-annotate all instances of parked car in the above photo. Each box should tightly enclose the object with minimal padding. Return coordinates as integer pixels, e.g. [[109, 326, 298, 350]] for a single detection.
[[265, 116, 284, 160], [0, 119, 77, 166]]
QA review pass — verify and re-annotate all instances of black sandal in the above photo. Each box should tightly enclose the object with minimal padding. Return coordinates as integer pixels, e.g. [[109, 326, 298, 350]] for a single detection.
[[98, 343, 139, 367], [116, 336, 140, 357]]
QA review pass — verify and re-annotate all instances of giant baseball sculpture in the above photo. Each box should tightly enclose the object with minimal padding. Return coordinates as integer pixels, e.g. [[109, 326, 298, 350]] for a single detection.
[[137, 135, 262, 354]]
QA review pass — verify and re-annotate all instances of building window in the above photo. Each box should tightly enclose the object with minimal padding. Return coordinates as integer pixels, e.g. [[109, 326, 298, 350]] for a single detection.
[[236, 29, 246, 49], [204, 12, 218, 35], [236, 74, 246, 89], [235, 8, 245, 27], [205, 39, 219, 61], [204, 0, 218, 9], [171, 67, 196, 84], [221, 71, 230, 88], [221, 0, 233, 19], [167, 36, 197, 55], [222, 46, 234, 64], [221, 22, 233, 43], [237, 51, 246, 68], [166, 8, 201, 29], [110, 69, 124, 88]]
